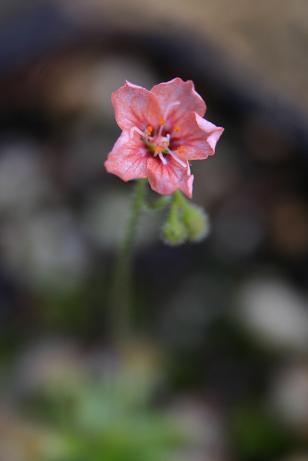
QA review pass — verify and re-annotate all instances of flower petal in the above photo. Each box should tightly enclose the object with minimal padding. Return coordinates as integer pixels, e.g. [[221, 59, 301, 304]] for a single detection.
[[196, 115, 225, 151], [171, 112, 224, 160], [112, 81, 161, 131], [147, 156, 194, 198], [151, 78, 206, 123], [104, 131, 149, 181]]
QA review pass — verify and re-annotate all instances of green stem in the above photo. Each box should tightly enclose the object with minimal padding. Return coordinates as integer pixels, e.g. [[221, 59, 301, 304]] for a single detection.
[[111, 179, 147, 343], [174, 189, 189, 209], [143, 195, 171, 211]]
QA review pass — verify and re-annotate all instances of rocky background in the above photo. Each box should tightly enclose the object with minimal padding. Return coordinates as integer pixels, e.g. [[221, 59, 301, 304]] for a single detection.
[[0, 1, 307, 461]]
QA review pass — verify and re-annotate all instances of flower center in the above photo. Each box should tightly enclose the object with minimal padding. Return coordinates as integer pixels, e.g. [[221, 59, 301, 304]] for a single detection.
[[146, 134, 170, 156], [130, 122, 187, 168]]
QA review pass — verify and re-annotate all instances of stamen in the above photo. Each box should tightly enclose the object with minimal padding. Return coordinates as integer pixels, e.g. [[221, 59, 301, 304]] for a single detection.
[[159, 153, 167, 165], [158, 117, 166, 136], [174, 125, 181, 132], [130, 126, 144, 139], [154, 145, 163, 155], [176, 146, 186, 155], [146, 125, 153, 136], [167, 149, 187, 168]]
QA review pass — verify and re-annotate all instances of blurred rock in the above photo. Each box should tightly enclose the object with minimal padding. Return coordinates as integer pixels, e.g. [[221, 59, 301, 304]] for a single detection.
[[13, 339, 86, 396], [0, 142, 54, 215], [270, 364, 308, 432], [89, 55, 157, 119], [65, 0, 308, 115], [168, 398, 226, 461], [1, 209, 90, 291], [44, 54, 157, 118], [237, 276, 308, 352]]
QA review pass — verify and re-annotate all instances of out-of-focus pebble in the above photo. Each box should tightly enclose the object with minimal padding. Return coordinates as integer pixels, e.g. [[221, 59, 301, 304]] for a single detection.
[[0, 142, 54, 214], [1, 210, 90, 291], [270, 364, 308, 431], [237, 276, 308, 352]]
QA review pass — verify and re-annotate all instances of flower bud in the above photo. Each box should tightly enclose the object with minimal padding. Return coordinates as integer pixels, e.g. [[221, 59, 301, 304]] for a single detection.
[[162, 210, 188, 246], [183, 204, 210, 242]]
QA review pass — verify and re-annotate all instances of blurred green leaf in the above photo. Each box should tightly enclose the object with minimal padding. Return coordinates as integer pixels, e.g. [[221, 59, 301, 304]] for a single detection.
[[231, 405, 295, 461]]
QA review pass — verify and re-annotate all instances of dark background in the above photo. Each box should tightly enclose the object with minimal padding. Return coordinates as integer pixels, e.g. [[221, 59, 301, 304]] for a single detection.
[[0, 1, 308, 460]]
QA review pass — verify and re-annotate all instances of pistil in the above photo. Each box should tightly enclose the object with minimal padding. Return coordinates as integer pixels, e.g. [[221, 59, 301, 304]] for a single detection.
[[132, 122, 187, 168]]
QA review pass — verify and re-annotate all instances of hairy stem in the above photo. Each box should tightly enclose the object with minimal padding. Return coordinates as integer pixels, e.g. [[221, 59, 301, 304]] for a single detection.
[[111, 179, 147, 343]]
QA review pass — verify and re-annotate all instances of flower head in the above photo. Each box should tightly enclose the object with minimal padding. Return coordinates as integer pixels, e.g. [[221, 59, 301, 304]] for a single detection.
[[105, 78, 224, 198]]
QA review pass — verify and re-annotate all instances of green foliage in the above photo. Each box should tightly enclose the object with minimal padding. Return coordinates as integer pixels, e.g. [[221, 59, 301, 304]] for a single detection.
[[26, 356, 186, 461], [230, 405, 294, 461]]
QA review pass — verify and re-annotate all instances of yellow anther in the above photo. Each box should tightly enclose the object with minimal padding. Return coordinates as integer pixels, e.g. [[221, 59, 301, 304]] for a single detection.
[[174, 125, 181, 132], [146, 125, 153, 136], [176, 146, 185, 155], [159, 117, 166, 126], [154, 145, 163, 155]]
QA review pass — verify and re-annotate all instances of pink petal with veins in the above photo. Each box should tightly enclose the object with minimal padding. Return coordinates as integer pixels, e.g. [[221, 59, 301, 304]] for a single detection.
[[172, 112, 224, 160], [104, 131, 149, 181], [195, 114, 225, 151], [151, 78, 206, 123], [147, 156, 193, 198], [112, 81, 161, 131]]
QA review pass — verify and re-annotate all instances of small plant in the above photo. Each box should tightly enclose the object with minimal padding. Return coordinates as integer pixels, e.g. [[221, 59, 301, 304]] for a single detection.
[[105, 78, 223, 338]]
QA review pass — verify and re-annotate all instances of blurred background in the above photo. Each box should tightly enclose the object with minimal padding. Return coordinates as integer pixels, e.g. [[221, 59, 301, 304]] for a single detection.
[[0, 1, 308, 460]]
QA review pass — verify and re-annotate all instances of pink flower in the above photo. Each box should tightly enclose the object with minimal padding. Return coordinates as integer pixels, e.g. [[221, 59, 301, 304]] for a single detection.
[[104, 78, 224, 198]]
